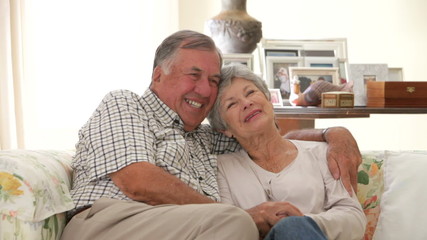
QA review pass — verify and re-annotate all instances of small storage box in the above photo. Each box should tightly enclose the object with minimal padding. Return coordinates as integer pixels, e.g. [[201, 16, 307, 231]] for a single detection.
[[321, 91, 354, 108], [367, 81, 427, 107]]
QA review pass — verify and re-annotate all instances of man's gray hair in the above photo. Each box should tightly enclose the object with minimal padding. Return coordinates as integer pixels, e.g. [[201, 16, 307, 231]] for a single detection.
[[152, 30, 223, 74], [208, 63, 271, 131]]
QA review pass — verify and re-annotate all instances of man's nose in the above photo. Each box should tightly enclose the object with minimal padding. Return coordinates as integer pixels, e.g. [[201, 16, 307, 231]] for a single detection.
[[194, 77, 212, 97]]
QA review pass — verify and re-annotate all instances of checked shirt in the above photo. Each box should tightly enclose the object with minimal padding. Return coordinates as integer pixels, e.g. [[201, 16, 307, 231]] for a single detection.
[[69, 89, 239, 218]]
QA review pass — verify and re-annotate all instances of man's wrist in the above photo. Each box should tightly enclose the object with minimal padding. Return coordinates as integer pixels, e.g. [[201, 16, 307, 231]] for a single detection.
[[321, 128, 330, 142]]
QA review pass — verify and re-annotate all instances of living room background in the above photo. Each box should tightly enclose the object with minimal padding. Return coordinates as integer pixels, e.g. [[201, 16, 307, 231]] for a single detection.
[[2, 0, 426, 150]]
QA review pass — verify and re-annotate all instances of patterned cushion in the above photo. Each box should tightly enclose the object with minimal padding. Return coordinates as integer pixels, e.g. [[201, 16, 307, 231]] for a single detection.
[[357, 151, 386, 240], [0, 213, 66, 240], [0, 150, 75, 221], [0, 150, 75, 240]]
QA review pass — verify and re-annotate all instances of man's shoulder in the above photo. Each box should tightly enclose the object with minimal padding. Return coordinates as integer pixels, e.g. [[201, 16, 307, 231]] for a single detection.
[[102, 89, 141, 102]]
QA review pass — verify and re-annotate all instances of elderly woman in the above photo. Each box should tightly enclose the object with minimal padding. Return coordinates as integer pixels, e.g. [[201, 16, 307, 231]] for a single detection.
[[208, 64, 366, 240]]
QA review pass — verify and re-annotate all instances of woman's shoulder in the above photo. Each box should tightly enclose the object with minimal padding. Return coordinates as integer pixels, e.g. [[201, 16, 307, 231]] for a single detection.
[[217, 149, 252, 172], [217, 149, 247, 164], [288, 139, 328, 154]]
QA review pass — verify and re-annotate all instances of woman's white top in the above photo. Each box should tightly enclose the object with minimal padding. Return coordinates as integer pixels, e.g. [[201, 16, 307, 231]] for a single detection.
[[217, 140, 366, 240]]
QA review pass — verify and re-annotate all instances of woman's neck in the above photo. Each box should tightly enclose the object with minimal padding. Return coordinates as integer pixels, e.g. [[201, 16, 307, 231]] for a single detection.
[[237, 129, 297, 173]]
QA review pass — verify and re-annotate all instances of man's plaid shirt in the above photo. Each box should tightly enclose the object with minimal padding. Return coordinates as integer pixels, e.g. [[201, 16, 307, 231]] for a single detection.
[[69, 89, 239, 217]]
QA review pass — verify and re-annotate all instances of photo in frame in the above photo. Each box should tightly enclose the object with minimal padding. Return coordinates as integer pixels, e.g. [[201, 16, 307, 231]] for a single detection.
[[348, 64, 389, 106], [223, 53, 254, 71], [266, 56, 304, 101], [304, 57, 338, 68], [269, 88, 283, 107], [258, 38, 349, 89], [288, 67, 340, 93]]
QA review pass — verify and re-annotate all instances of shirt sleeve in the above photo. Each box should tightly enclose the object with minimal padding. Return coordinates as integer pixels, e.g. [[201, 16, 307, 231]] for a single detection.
[[210, 131, 241, 154], [77, 90, 156, 182], [305, 145, 367, 240]]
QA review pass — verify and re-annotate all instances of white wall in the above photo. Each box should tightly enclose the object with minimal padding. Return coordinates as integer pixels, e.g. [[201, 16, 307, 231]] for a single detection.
[[22, 0, 179, 149], [180, 0, 427, 151], [20, 0, 427, 151]]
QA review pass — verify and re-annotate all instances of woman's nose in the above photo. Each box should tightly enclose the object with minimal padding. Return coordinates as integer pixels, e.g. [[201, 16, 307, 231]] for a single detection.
[[243, 99, 253, 110]]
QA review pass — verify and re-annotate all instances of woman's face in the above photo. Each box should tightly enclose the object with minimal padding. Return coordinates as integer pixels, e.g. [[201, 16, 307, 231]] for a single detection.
[[219, 77, 275, 139]]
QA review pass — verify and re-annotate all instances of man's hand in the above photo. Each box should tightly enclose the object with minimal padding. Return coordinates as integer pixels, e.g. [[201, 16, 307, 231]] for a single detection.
[[284, 126, 362, 195], [323, 127, 362, 195], [245, 202, 303, 239]]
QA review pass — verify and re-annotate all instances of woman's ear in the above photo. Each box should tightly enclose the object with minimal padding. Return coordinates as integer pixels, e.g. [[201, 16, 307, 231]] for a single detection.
[[220, 129, 234, 138]]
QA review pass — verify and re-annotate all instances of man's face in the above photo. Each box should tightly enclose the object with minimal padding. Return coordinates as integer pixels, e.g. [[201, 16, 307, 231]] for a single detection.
[[151, 48, 221, 131]]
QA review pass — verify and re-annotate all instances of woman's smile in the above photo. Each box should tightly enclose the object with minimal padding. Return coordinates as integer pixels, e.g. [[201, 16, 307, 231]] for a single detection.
[[244, 109, 262, 122]]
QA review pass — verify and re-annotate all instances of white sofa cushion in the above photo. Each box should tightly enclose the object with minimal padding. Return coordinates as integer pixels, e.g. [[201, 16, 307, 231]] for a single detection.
[[373, 150, 427, 240]]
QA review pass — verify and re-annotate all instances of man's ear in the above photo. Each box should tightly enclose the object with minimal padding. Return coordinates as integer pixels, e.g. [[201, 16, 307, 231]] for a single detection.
[[152, 66, 162, 83]]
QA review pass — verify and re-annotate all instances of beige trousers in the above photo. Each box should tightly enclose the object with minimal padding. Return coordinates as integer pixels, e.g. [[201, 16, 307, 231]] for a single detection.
[[60, 198, 258, 240]]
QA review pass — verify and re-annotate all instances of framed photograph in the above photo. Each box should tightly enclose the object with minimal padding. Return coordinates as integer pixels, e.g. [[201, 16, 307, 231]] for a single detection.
[[258, 38, 349, 88], [269, 88, 283, 107], [223, 53, 254, 71], [265, 49, 299, 57], [266, 56, 304, 101], [388, 67, 404, 82], [289, 67, 340, 93], [348, 64, 389, 106], [304, 57, 338, 68]]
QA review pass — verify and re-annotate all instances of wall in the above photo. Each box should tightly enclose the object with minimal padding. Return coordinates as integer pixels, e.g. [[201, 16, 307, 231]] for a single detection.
[[21, 0, 179, 149], [179, 0, 427, 151]]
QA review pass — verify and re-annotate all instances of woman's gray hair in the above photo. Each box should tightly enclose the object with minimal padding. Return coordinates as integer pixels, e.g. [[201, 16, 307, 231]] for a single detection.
[[152, 30, 223, 74], [208, 63, 271, 131]]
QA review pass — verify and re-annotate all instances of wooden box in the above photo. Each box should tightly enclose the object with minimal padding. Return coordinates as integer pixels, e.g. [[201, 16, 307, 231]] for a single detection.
[[367, 81, 427, 107], [321, 92, 354, 108]]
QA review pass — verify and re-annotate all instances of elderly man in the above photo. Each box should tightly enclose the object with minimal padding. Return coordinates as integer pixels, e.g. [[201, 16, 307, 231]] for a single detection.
[[61, 30, 361, 240]]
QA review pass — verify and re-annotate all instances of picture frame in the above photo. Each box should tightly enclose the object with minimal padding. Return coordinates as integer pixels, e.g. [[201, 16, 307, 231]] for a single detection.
[[348, 64, 389, 106], [222, 53, 254, 71], [269, 88, 283, 107], [304, 57, 338, 68], [265, 49, 299, 57], [289, 67, 340, 93], [265, 56, 304, 101], [388, 67, 404, 82], [257, 38, 349, 87]]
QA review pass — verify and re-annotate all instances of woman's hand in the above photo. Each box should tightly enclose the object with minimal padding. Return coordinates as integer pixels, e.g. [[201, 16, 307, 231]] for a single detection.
[[246, 201, 303, 239]]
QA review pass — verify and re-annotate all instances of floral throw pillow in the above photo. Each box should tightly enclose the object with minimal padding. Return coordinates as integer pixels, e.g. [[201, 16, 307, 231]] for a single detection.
[[357, 151, 386, 240]]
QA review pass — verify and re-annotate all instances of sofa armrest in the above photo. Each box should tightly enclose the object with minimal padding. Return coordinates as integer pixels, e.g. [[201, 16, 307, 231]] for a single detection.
[[0, 150, 75, 221]]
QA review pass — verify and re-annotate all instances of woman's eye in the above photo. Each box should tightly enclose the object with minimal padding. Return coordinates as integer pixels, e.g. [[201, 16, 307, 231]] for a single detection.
[[227, 102, 236, 109], [246, 90, 255, 96]]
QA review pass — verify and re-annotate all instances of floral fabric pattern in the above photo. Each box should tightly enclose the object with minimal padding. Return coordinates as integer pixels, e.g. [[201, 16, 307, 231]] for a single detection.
[[357, 151, 386, 240], [0, 150, 75, 240]]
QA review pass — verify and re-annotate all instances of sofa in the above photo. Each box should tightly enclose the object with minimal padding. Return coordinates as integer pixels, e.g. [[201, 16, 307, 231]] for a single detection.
[[1, 149, 426, 240]]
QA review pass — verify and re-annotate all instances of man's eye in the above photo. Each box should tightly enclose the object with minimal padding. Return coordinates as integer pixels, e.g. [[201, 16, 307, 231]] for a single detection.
[[210, 78, 220, 86]]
